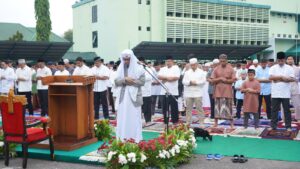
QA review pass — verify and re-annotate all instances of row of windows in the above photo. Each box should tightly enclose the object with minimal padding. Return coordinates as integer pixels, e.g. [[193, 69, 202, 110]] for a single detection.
[[271, 12, 299, 22], [276, 34, 299, 39], [166, 38, 268, 46], [138, 0, 150, 5], [138, 26, 151, 31], [166, 12, 268, 23]]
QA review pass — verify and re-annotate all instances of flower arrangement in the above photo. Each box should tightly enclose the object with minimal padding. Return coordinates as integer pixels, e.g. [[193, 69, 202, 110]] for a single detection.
[[94, 119, 113, 141], [105, 124, 196, 169], [0, 129, 17, 158]]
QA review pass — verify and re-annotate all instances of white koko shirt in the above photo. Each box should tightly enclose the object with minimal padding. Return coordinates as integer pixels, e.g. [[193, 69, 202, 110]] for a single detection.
[[36, 66, 52, 90], [269, 64, 295, 98], [91, 65, 110, 92], [182, 68, 207, 98], [73, 65, 93, 76], [0, 67, 16, 93], [16, 66, 32, 92], [158, 65, 181, 96]]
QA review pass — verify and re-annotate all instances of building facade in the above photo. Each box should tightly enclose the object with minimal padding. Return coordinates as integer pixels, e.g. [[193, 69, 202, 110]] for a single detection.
[[73, 0, 300, 61]]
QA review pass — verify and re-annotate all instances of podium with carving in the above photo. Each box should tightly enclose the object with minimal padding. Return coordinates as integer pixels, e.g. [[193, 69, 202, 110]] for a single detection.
[[41, 76, 97, 151]]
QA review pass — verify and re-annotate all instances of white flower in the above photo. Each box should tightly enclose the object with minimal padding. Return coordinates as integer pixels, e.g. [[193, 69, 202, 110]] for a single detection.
[[158, 150, 166, 159], [94, 124, 97, 127], [169, 148, 175, 156], [189, 136, 196, 144], [107, 151, 117, 161], [177, 140, 188, 147], [189, 128, 195, 133], [140, 153, 147, 162], [163, 150, 170, 159], [118, 154, 128, 165], [127, 152, 136, 163], [0, 142, 4, 147], [174, 145, 180, 153]]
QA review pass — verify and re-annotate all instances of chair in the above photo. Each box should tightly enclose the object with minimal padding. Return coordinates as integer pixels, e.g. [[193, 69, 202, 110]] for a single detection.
[[0, 90, 54, 169]]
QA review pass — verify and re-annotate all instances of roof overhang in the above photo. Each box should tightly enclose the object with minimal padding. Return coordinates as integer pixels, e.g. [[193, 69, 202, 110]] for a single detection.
[[132, 42, 270, 61], [0, 41, 73, 61]]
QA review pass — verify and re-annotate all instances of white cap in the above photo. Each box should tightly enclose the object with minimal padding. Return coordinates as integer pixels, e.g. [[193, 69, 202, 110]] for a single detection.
[[253, 59, 258, 64], [189, 58, 198, 64], [204, 62, 211, 67], [213, 59, 219, 64], [63, 59, 69, 64], [18, 59, 26, 64]]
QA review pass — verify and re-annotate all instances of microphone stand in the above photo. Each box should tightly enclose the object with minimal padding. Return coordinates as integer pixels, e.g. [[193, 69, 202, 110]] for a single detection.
[[140, 64, 178, 133]]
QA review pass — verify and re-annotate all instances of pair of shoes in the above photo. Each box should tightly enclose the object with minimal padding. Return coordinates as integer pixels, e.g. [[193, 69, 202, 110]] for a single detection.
[[232, 155, 248, 163], [206, 154, 223, 160]]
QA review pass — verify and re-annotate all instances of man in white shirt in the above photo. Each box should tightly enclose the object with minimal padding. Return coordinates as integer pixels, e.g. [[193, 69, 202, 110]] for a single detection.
[[138, 57, 153, 126], [16, 59, 34, 115], [249, 59, 261, 71], [182, 58, 206, 127], [151, 61, 161, 116], [91, 57, 110, 119], [73, 57, 93, 76], [269, 52, 295, 131], [54, 61, 70, 76], [107, 61, 116, 113], [158, 56, 180, 126], [0, 60, 17, 94], [36, 59, 52, 116]]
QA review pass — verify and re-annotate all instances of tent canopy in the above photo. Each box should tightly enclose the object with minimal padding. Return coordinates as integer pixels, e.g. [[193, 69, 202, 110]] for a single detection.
[[0, 41, 73, 61], [132, 41, 270, 61]]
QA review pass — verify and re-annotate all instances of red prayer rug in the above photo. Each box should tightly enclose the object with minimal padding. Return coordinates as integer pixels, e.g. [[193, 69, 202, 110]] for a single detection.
[[260, 128, 299, 140]]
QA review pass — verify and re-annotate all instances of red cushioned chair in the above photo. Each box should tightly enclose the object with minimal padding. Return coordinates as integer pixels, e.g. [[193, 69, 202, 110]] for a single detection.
[[1, 101, 54, 169]]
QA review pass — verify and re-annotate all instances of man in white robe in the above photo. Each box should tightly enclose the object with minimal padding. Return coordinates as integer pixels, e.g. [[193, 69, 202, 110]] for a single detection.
[[54, 61, 70, 76], [115, 49, 145, 143]]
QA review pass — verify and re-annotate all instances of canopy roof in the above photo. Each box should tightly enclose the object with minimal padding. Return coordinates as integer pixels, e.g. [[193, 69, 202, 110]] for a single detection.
[[132, 42, 270, 61]]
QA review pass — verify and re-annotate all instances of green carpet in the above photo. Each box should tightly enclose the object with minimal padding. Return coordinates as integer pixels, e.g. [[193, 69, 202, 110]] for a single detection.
[[15, 132, 300, 164], [194, 136, 300, 162]]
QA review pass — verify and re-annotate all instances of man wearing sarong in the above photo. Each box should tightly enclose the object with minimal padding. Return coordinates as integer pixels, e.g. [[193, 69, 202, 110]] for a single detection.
[[211, 54, 236, 128], [115, 49, 145, 143]]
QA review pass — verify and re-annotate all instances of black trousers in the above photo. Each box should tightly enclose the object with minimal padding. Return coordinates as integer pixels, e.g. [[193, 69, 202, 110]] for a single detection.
[[271, 98, 291, 129], [236, 99, 243, 119], [244, 112, 259, 128], [258, 94, 272, 119], [162, 95, 179, 124], [209, 94, 215, 118], [94, 90, 109, 119], [18, 91, 34, 115], [38, 90, 48, 116], [151, 95, 158, 115], [233, 87, 237, 106], [108, 87, 115, 112], [142, 96, 152, 122]]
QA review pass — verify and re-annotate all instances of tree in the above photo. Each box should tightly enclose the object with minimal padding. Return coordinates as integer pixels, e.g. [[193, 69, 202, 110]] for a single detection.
[[35, 0, 52, 41], [63, 29, 73, 42], [8, 31, 24, 41]]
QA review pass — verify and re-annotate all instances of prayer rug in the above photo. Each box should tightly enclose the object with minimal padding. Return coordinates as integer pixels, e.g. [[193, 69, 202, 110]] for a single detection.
[[230, 128, 264, 138], [260, 128, 299, 140], [278, 122, 300, 130], [206, 126, 236, 135]]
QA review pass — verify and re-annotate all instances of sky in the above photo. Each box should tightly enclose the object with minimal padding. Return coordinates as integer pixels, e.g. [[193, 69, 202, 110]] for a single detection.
[[0, 0, 77, 36]]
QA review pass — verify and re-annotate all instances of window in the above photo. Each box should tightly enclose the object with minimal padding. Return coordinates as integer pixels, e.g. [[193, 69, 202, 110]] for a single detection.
[[283, 34, 287, 38], [244, 18, 249, 22], [176, 38, 182, 43], [223, 16, 228, 21], [192, 39, 198, 44], [184, 13, 191, 18], [230, 17, 235, 21], [263, 20, 268, 23], [146, 27, 151, 31], [146, 0, 150, 5], [167, 38, 174, 43], [192, 14, 199, 18], [257, 19, 261, 23], [230, 40, 235, 45], [251, 19, 255, 23], [138, 0, 142, 4], [208, 15, 214, 20], [92, 31, 98, 48], [277, 34, 281, 37], [257, 41, 261, 45], [237, 40, 242, 45], [288, 34, 292, 38], [277, 13, 281, 18], [216, 16, 221, 20], [167, 12, 173, 16], [237, 18, 242, 22], [296, 35, 299, 38], [208, 39, 214, 44], [175, 13, 182, 17], [200, 39, 206, 44], [223, 40, 228, 44], [216, 40, 221, 44], [200, 15, 206, 19], [138, 26, 142, 31], [92, 5, 97, 23], [251, 41, 256, 45]]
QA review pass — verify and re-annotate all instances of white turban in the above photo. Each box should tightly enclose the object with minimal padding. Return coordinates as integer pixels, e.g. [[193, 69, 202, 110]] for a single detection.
[[253, 59, 258, 64], [18, 59, 26, 64], [213, 59, 219, 64], [63, 59, 69, 64], [189, 58, 197, 64], [204, 62, 211, 67]]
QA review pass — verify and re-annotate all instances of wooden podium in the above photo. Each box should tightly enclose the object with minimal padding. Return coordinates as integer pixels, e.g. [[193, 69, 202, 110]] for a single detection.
[[41, 75, 97, 151]]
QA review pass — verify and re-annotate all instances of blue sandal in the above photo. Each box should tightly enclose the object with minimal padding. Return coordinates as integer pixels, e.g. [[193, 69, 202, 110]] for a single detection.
[[206, 154, 214, 160], [214, 154, 223, 160]]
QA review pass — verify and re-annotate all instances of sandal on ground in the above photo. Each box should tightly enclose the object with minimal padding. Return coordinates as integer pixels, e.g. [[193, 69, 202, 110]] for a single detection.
[[206, 154, 214, 160], [239, 155, 248, 163], [231, 154, 240, 163], [214, 154, 223, 160]]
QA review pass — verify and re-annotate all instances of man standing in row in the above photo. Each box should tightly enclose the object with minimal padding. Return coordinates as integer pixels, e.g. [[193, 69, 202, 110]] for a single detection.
[[91, 57, 110, 119], [0, 61, 16, 95], [182, 58, 206, 127], [256, 59, 272, 119], [211, 54, 236, 129], [16, 59, 34, 115], [73, 57, 93, 76], [158, 56, 180, 127], [269, 52, 295, 131], [36, 59, 52, 116]]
